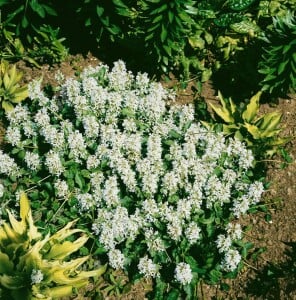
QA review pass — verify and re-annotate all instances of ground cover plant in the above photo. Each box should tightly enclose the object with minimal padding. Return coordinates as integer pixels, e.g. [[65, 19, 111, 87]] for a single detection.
[[0, 60, 269, 298]]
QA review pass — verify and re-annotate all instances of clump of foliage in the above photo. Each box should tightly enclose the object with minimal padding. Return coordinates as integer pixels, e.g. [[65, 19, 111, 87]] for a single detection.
[[202, 91, 290, 158], [0, 1, 68, 66], [0, 61, 266, 298], [0, 192, 106, 300], [0, 60, 28, 113], [258, 11, 296, 96]]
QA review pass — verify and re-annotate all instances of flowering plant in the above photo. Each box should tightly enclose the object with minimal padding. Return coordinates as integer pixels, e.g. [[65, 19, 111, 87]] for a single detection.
[[0, 192, 106, 300], [0, 60, 265, 298]]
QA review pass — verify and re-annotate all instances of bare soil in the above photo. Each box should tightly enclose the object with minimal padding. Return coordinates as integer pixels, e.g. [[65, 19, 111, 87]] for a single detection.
[[13, 54, 296, 299]]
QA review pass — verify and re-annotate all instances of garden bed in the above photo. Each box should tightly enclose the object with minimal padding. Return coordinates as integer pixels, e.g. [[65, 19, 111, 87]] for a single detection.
[[1, 53, 295, 299]]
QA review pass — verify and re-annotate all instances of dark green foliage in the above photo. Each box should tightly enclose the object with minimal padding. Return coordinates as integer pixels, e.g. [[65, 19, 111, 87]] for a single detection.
[[258, 12, 296, 96], [0, 0, 57, 42]]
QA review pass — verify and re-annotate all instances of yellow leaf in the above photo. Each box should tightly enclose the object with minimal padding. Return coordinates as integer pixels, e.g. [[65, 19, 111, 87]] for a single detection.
[[258, 112, 282, 132], [242, 91, 262, 122], [45, 235, 88, 260], [45, 285, 74, 298], [7, 210, 24, 235], [19, 192, 41, 241], [2, 101, 14, 112], [244, 123, 261, 139], [20, 192, 30, 222], [208, 101, 234, 123], [11, 86, 28, 103], [78, 264, 107, 279]]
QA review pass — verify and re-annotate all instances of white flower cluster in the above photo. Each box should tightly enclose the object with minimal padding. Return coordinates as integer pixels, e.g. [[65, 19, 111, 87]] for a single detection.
[[31, 269, 44, 284], [2, 60, 265, 283], [216, 223, 243, 272], [174, 262, 193, 285]]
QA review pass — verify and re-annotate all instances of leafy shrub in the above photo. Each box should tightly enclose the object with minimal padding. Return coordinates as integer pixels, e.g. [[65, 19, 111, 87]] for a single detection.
[[0, 61, 266, 298], [202, 91, 290, 158], [0, 192, 106, 300], [0, 1, 68, 66], [0, 0, 57, 42], [258, 11, 296, 96]]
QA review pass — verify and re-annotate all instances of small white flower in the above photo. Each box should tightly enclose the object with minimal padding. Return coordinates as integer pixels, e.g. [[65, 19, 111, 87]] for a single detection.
[[222, 249, 241, 272], [44, 150, 64, 176], [0, 183, 4, 198], [108, 249, 125, 269], [31, 269, 44, 284], [24, 152, 40, 171], [185, 222, 201, 245], [77, 193, 94, 212], [226, 223, 242, 241], [138, 255, 160, 278], [54, 179, 69, 198], [174, 262, 193, 285], [5, 126, 22, 146], [216, 234, 232, 253]]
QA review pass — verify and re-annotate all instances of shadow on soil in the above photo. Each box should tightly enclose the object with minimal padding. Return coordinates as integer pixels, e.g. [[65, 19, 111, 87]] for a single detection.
[[245, 242, 296, 299]]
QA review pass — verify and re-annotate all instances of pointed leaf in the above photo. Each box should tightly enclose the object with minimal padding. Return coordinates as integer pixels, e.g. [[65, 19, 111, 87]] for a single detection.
[[242, 91, 261, 122], [244, 123, 261, 139], [45, 235, 88, 260], [0, 252, 14, 273]]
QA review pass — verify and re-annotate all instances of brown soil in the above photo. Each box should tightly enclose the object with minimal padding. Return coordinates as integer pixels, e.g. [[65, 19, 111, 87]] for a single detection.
[[13, 54, 296, 299]]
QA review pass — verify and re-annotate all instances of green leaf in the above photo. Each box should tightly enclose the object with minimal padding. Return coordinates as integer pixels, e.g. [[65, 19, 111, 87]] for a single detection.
[[0, 252, 14, 273], [30, 0, 45, 18], [167, 289, 179, 300], [43, 4, 57, 16], [228, 0, 256, 11], [188, 36, 205, 49], [168, 10, 174, 23], [96, 5, 104, 17], [209, 269, 222, 284], [75, 173, 85, 189], [277, 60, 289, 75], [21, 16, 29, 28], [230, 20, 260, 34], [161, 25, 167, 42], [151, 3, 168, 15], [201, 69, 212, 82]]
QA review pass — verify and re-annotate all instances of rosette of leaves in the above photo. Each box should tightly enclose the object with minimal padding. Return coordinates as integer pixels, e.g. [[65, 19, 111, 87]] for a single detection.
[[203, 91, 290, 157], [0, 192, 106, 300], [258, 12, 296, 96], [0, 60, 28, 112]]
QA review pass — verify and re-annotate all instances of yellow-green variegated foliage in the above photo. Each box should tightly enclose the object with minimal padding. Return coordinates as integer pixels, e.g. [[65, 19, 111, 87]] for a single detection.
[[0, 60, 28, 113], [0, 192, 106, 300], [203, 91, 291, 157]]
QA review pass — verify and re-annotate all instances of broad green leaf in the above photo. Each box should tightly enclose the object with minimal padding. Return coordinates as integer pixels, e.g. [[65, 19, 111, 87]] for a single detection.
[[242, 91, 261, 122], [0, 274, 25, 289], [228, 0, 256, 11], [188, 36, 205, 49], [0, 252, 14, 273], [201, 69, 212, 82], [230, 20, 260, 34]]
